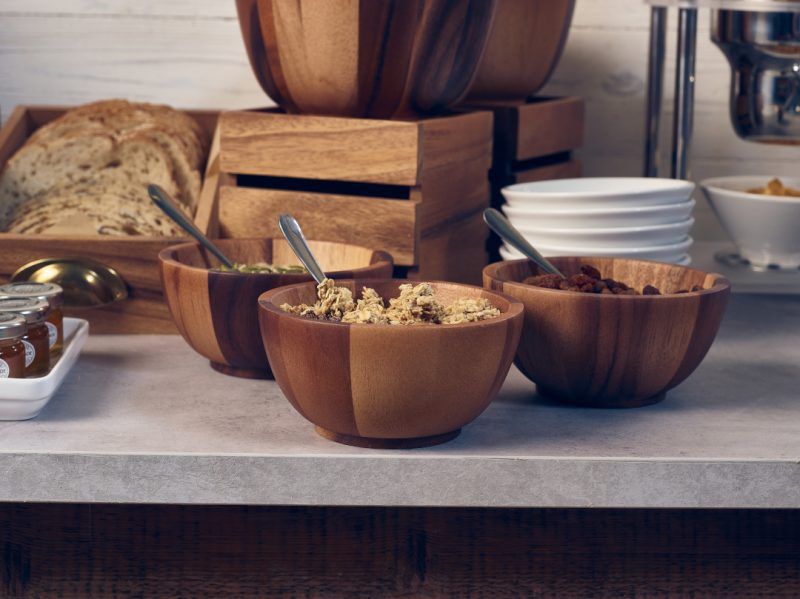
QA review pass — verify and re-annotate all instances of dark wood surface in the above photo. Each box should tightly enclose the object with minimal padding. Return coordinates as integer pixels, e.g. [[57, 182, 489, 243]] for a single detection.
[[1, 504, 799, 598], [259, 279, 523, 446], [484, 257, 731, 408], [236, 0, 496, 118]]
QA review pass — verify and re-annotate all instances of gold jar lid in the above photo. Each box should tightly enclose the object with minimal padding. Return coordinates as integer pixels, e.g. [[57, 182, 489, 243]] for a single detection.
[[0, 298, 50, 325], [0, 313, 26, 340], [0, 282, 64, 308]]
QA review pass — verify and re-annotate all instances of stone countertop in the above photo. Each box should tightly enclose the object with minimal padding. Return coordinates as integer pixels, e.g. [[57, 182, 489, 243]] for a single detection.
[[0, 294, 798, 508]]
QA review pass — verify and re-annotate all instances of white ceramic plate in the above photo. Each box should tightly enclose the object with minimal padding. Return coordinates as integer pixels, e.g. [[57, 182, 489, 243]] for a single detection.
[[701, 176, 800, 269], [0, 318, 89, 420], [510, 218, 694, 249], [500, 237, 693, 264], [502, 199, 696, 228], [502, 177, 696, 209]]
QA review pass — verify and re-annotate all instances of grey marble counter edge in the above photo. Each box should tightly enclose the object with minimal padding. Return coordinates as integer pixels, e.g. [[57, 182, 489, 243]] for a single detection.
[[2, 453, 799, 508]]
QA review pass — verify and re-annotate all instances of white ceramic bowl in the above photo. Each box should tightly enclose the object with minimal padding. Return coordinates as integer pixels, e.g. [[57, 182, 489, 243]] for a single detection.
[[500, 237, 693, 264], [502, 177, 696, 209], [701, 176, 800, 269], [511, 218, 694, 249], [502, 199, 695, 229]]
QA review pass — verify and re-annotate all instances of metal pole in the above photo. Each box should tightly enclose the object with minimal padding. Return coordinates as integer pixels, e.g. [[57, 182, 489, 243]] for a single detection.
[[671, 8, 698, 180], [644, 6, 667, 177]]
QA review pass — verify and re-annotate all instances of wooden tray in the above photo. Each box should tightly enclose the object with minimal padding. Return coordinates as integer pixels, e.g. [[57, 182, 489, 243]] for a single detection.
[[217, 109, 494, 284], [0, 106, 221, 333]]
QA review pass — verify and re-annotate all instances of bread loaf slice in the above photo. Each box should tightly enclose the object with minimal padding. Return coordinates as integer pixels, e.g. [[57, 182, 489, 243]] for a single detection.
[[6, 180, 183, 237], [0, 133, 115, 229]]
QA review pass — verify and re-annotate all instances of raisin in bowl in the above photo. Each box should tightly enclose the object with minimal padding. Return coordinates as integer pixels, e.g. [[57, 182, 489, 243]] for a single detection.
[[483, 257, 731, 408]]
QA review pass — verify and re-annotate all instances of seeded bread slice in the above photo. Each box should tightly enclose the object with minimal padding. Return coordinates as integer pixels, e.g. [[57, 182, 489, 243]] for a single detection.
[[6, 180, 183, 237]]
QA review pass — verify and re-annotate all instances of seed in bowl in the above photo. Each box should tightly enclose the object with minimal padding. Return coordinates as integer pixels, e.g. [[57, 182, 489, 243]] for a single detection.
[[212, 262, 306, 274], [747, 178, 800, 198], [281, 279, 500, 325], [524, 264, 703, 295]]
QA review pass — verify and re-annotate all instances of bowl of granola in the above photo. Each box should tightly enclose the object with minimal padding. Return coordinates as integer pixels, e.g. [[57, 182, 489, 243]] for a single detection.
[[159, 238, 392, 379], [483, 257, 730, 408], [258, 279, 524, 447]]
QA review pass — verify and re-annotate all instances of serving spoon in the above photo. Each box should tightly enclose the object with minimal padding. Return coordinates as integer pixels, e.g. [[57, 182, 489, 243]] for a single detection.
[[278, 214, 327, 285], [483, 208, 565, 278], [148, 184, 235, 269]]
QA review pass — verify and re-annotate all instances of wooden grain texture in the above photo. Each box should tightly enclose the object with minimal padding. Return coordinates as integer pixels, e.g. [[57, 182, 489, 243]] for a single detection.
[[464, 0, 576, 102], [0, 106, 220, 334], [219, 186, 419, 266], [407, 209, 489, 286], [219, 110, 422, 185], [160, 238, 392, 378], [259, 279, 523, 446], [510, 159, 582, 185], [235, 0, 496, 118], [484, 257, 731, 407], [2, 504, 800, 597]]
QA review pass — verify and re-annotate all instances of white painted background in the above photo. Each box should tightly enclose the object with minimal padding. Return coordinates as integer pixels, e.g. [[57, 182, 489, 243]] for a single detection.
[[1, 0, 798, 240]]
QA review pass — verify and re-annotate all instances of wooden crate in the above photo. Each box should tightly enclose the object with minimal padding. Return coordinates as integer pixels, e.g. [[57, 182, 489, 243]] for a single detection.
[[459, 96, 584, 259], [217, 109, 493, 285], [0, 106, 221, 333]]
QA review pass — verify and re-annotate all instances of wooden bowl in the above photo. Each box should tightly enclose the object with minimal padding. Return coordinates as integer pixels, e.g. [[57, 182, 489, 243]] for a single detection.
[[483, 258, 731, 407], [258, 279, 523, 448], [159, 239, 392, 379], [464, 0, 575, 102], [235, 0, 497, 118]]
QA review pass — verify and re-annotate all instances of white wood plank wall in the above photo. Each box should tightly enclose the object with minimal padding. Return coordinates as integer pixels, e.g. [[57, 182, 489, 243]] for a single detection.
[[1, 0, 798, 240]]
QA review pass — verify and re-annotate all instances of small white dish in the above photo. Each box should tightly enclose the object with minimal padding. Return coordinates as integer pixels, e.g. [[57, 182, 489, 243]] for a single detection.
[[502, 177, 696, 209], [502, 199, 695, 229], [701, 176, 800, 269], [0, 318, 89, 420], [510, 218, 694, 249], [500, 237, 693, 264]]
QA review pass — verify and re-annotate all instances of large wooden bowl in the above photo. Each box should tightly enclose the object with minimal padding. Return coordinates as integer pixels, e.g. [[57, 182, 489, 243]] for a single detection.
[[483, 258, 731, 407], [258, 279, 523, 448], [235, 0, 497, 118], [160, 239, 392, 379], [464, 0, 575, 102]]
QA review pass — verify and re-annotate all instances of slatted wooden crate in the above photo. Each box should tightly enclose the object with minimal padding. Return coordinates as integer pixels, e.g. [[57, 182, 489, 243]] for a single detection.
[[216, 109, 494, 285], [459, 96, 584, 258], [0, 106, 221, 333]]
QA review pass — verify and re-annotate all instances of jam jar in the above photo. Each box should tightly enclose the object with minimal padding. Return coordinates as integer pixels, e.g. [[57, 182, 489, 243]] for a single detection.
[[0, 282, 64, 358], [0, 298, 51, 377], [0, 314, 27, 379]]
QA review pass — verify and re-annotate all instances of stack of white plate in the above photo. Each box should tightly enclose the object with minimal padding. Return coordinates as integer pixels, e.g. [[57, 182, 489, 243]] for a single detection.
[[499, 178, 696, 265]]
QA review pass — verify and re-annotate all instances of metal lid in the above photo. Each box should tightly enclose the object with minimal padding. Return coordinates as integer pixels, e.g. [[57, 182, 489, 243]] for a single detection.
[[0, 298, 50, 324], [0, 281, 63, 307], [0, 313, 26, 340]]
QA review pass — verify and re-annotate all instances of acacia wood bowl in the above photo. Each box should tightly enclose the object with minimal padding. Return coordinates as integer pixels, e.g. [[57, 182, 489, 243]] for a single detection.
[[464, 0, 576, 102], [258, 279, 524, 448], [159, 239, 392, 379], [483, 257, 731, 408], [235, 0, 497, 118]]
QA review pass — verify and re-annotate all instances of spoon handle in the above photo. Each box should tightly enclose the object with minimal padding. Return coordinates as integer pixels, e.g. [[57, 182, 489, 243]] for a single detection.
[[483, 208, 565, 277], [148, 184, 235, 269], [278, 214, 326, 285]]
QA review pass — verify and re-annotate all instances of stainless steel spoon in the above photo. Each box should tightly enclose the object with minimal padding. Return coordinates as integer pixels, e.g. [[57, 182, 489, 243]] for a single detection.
[[483, 208, 565, 277], [148, 184, 235, 269], [278, 214, 326, 285]]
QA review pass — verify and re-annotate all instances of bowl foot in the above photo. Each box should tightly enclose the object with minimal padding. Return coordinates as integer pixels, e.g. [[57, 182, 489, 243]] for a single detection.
[[537, 386, 667, 408], [210, 361, 274, 380], [314, 426, 460, 449]]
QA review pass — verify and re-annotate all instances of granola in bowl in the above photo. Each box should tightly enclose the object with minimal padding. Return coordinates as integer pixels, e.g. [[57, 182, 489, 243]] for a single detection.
[[281, 279, 500, 325]]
